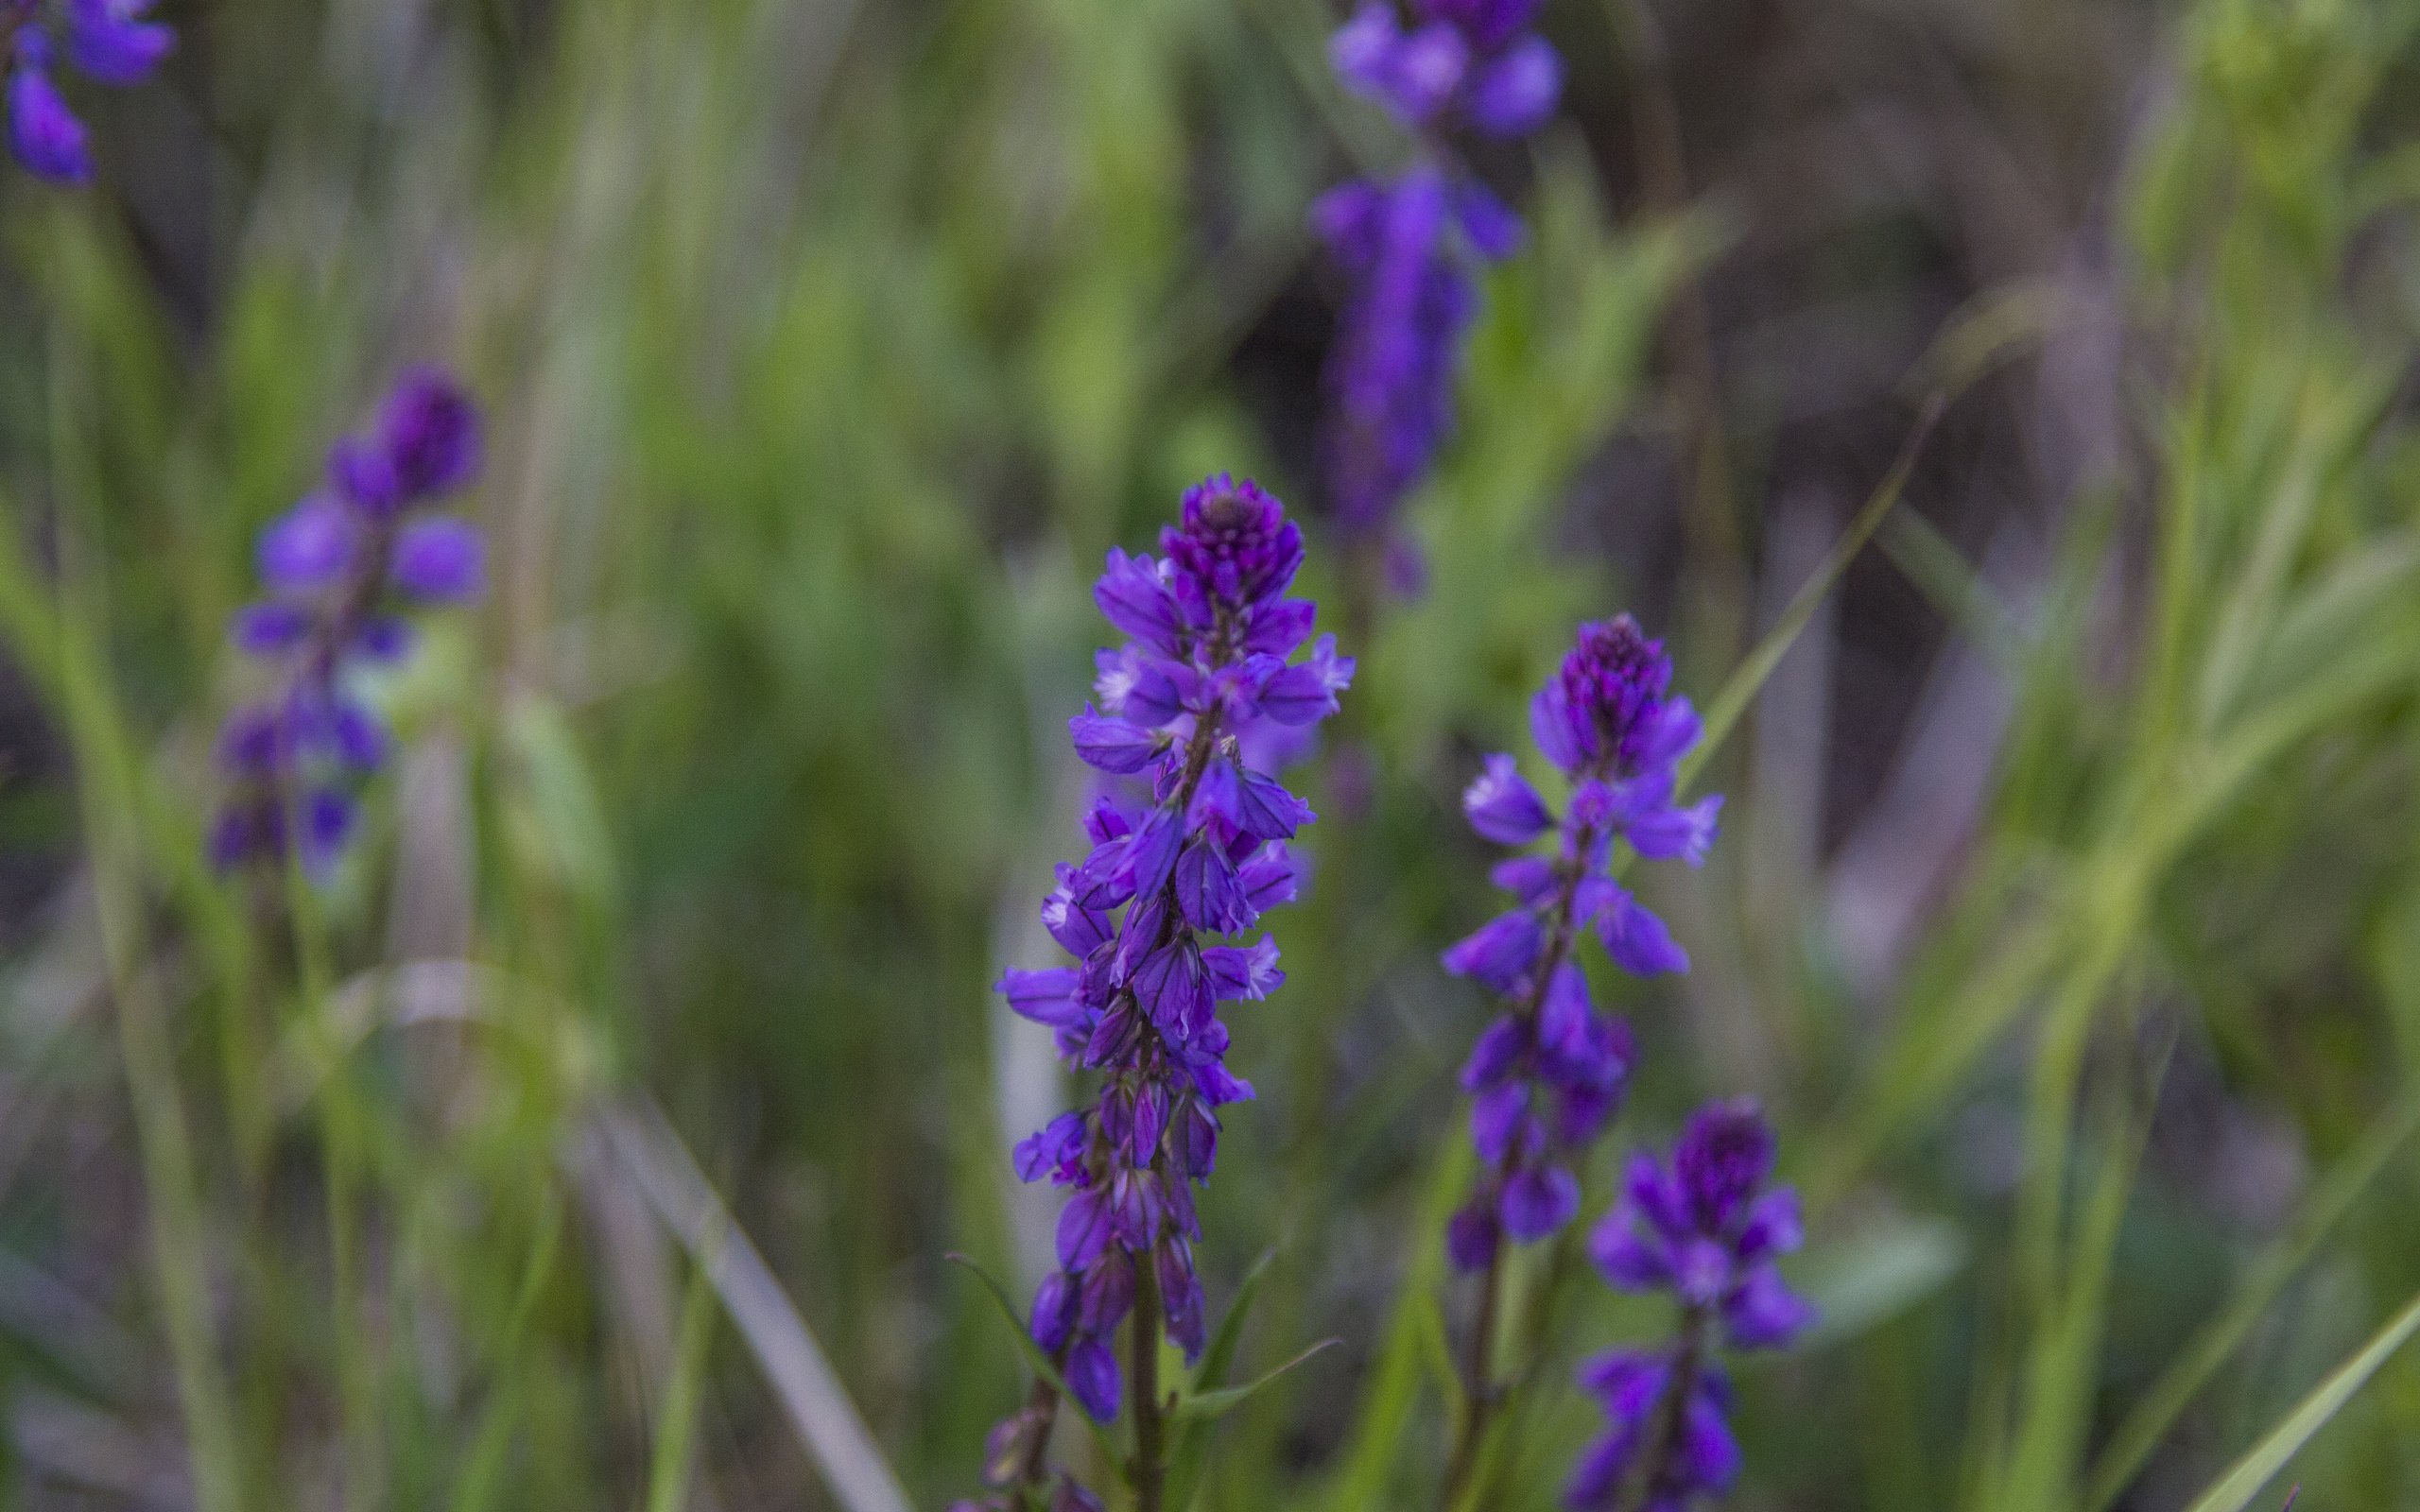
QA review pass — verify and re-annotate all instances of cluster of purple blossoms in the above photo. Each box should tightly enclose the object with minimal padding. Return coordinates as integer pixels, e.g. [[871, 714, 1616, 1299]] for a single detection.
[[1315, 0, 1561, 554], [4, 0, 172, 185], [1567, 1100, 1814, 1509], [968, 476, 1352, 1507], [1441, 615, 1720, 1266], [212, 369, 485, 873]]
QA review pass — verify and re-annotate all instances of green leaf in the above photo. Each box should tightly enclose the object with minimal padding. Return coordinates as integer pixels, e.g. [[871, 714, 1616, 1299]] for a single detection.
[[1163, 1249, 1278, 1511], [944, 1254, 1125, 1471], [1170, 1339, 1339, 1421], [2181, 1283, 2420, 1512], [1321, 1141, 1474, 1511]]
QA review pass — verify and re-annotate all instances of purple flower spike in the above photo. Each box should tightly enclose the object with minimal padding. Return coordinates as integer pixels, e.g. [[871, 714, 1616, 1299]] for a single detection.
[[1315, 0, 1563, 551], [979, 477, 1350, 1494], [1588, 1101, 1815, 1352], [1565, 1350, 1740, 1511], [209, 370, 485, 875], [1441, 613, 1722, 1301]]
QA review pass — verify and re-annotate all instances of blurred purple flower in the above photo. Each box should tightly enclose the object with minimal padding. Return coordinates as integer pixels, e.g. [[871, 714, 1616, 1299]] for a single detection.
[[4, 0, 172, 184], [6, 39, 87, 184], [1567, 1101, 1811, 1509], [211, 369, 486, 875], [1564, 1349, 1741, 1510], [1330, 0, 1560, 136], [1315, 0, 1561, 558]]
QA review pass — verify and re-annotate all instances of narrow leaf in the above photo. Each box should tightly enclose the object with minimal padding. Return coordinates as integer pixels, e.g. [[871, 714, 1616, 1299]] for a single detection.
[[2181, 1284, 2420, 1512], [1171, 1339, 1340, 1421], [944, 1254, 1125, 1469], [1164, 1249, 1279, 1510], [2085, 1091, 2420, 1511], [1683, 397, 1941, 787]]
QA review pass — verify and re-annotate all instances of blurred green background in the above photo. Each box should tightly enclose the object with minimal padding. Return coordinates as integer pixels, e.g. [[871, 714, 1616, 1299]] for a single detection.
[[7, 0, 2420, 1507]]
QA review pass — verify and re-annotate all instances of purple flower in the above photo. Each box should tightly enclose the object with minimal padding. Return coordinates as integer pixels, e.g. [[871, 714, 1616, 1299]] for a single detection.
[[1564, 1103, 1808, 1511], [6, 0, 174, 183], [988, 477, 1349, 1473], [1064, 1339, 1120, 1423], [1564, 1350, 1740, 1510], [390, 517, 487, 602], [257, 495, 362, 592], [63, 0, 171, 86], [1440, 616, 1717, 1267], [378, 367, 485, 500], [1312, 0, 1561, 548], [1463, 753, 1552, 845], [1587, 1101, 1816, 1351], [1329, 0, 1560, 137], [210, 370, 486, 874], [7, 48, 88, 184], [1317, 167, 1477, 538]]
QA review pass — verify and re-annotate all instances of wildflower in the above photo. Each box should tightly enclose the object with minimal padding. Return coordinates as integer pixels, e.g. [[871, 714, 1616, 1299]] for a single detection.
[[1330, 0, 1562, 138], [1566, 1100, 1814, 1509], [1443, 615, 1720, 1264], [211, 369, 485, 873], [4, 0, 174, 185], [980, 475, 1351, 1486], [1315, 0, 1562, 552]]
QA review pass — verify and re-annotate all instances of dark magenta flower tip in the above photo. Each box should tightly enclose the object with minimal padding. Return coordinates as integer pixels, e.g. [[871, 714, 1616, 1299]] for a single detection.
[[1165, 473, 1304, 610], [379, 367, 484, 500], [1533, 614, 1674, 776]]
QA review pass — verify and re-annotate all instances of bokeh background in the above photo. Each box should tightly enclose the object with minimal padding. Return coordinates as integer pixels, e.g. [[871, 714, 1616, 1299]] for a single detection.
[[5, 0, 2420, 1507]]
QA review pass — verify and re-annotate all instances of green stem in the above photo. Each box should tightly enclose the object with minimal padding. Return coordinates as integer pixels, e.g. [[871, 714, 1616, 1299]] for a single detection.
[[46, 317, 247, 1512], [1617, 1307, 1710, 1512], [1132, 1254, 1167, 1512], [1439, 816, 1604, 1506], [285, 873, 381, 1512]]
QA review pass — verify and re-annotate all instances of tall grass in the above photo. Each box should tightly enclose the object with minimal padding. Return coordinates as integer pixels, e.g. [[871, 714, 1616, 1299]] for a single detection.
[[3, 0, 2420, 1507]]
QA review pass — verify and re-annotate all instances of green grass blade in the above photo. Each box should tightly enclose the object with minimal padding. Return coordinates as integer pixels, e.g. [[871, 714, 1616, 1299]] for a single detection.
[[1321, 1139, 1473, 1512], [1681, 396, 1941, 789], [944, 1253, 1127, 1470], [2181, 1284, 2420, 1512], [2084, 1090, 2420, 1511], [602, 1104, 914, 1512], [1163, 1248, 1278, 1511], [646, 1242, 723, 1512]]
